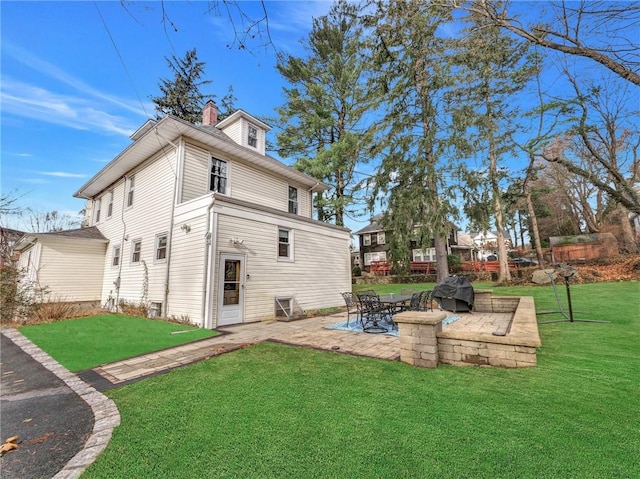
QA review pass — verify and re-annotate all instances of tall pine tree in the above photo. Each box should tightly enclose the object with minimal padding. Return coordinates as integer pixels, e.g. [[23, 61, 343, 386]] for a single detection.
[[366, 0, 457, 281], [275, 0, 372, 226], [452, 8, 536, 282], [152, 48, 211, 123]]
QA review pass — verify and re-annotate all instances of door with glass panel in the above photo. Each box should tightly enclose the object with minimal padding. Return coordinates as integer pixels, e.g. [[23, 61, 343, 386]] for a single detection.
[[217, 254, 244, 326]]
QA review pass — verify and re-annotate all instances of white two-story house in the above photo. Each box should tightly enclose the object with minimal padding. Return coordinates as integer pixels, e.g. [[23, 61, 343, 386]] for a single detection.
[[17, 102, 351, 328]]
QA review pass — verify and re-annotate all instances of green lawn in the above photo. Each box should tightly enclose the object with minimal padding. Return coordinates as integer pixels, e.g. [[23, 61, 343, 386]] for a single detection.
[[19, 314, 218, 371], [81, 281, 640, 479]]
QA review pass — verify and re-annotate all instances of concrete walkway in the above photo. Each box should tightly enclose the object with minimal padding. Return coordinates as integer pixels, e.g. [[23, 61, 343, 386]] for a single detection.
[[81, 312, 401, 391]]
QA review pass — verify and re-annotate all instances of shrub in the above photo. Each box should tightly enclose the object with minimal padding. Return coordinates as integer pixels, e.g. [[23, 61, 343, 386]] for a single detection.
[[447, 254, 461, 273], [0, 265, 49, 325], [352, 266, 362, 277], [119, 299, 149, 317]]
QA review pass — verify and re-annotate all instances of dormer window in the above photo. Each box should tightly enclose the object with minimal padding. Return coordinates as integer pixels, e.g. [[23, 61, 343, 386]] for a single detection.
[[248, 125, 258, 148]]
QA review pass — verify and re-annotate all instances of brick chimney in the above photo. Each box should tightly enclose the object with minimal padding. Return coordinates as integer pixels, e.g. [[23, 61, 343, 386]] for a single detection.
[[202, 100, 218, 126]]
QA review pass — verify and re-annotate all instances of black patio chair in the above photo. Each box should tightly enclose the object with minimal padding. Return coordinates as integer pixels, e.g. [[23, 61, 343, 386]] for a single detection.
[[340, 292, 361, 327], [419, 290, 434, 311], [406, 292, 422, 311], [358, 293, 392, 333]]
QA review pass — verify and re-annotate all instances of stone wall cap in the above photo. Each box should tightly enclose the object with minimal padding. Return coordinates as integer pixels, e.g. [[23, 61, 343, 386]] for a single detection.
[[394, 311, 447, 325]]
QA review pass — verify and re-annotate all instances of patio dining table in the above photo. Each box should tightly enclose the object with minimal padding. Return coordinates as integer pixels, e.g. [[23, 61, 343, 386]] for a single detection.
[[378, 294, 414, 313]]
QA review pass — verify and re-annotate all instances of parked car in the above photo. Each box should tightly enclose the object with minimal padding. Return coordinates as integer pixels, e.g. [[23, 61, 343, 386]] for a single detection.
[[511, 257, 538, 266], [486, 254, 498, 261]]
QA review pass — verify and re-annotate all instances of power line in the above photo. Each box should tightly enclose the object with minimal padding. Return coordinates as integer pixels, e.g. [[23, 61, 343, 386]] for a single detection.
[[93, 1, 151, 120]]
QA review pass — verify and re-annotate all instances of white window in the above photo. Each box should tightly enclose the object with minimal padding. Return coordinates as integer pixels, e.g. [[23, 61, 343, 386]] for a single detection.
[[107, 190, 114, 218], [288, 186, 298, 214], [363, 251, 387, 266], [248, 124, 258, 148], [112, 245, 121, 267], [412, 248, 436, 262], [363, 234, 371, 246], [131, 240, 142, 264], [94, 198, 101, 223], [127, 175, 135, 207], [155, 233, 168, 261], [278, 228, 292, 260], [377, 232, 386, 245], [210, 157, 227, 194]]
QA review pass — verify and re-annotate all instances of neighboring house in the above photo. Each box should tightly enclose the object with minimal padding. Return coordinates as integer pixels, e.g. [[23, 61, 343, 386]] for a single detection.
[[354, 215, 460, 272], [0, 227, 24, 268], [469, 230, 512, 260], [18, 102, 352, 328], [13, 227, 107, 304]]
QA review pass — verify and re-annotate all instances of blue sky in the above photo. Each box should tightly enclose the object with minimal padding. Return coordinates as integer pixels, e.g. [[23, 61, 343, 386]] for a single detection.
[[1, 1, 344, 229], [2, 2, 636, 238]]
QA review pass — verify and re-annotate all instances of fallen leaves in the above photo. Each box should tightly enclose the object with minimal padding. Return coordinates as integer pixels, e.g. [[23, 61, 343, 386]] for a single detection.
[[0, 435, 20, 456]]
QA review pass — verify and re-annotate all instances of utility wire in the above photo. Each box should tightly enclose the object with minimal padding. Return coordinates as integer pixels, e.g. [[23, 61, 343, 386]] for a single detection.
[[93, 1, 151, 120]]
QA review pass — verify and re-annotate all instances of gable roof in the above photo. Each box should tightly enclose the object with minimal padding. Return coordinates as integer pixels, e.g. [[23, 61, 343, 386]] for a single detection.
[[13, 226, 107, 251], [74, 114, 328, 200]]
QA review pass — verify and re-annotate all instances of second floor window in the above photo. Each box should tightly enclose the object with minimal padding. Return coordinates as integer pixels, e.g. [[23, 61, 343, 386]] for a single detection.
[[377, 232, 386, 245], [107, 190, 114, 218], [131, 240, 142, 264], [363, 234, 371, 246], [127, 175, 135, 207], [94, 198, 101, 223], [248, 125, 258, 148], [288, 186, 298, 214], [156, 234, 168, 261], [210, 158, 227, 194], [112, 245, 121, 267]]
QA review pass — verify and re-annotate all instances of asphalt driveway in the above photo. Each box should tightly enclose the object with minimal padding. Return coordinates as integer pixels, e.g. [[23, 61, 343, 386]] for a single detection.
[[1, 332, 94, 478]]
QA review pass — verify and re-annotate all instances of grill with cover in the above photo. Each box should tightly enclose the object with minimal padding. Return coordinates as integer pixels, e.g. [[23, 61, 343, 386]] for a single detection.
[[433, 276, 474, 312]]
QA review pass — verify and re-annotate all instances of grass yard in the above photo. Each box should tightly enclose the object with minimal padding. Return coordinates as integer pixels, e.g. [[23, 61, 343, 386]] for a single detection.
[[81, 282, 640, 479], [19, 314, 218, 372]]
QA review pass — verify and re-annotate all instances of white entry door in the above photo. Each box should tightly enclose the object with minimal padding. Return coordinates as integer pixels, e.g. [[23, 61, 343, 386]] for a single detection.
[[217, 254, 245, 326]]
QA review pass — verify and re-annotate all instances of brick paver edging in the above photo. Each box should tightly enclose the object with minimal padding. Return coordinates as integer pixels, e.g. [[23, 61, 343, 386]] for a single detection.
[[2, 329, 120, 479]]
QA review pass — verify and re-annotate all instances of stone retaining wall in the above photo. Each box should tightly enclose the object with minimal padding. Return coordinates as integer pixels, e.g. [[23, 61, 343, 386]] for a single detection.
[[394, 291, 541, 368]]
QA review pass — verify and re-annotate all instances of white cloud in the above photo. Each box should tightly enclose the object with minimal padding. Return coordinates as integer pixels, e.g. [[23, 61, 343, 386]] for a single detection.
[[4, 43, 149, 117], [35, 171, 89, 178], [1, 78, 139, 136]]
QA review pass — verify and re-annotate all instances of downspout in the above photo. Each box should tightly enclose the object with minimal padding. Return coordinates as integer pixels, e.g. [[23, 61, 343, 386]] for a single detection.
[[114, 175, 128, 311], [163, 136, 182, 317], [202, 195, 216, 328]]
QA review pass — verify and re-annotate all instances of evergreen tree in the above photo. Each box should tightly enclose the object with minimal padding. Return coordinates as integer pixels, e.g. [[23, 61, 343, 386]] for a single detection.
[[452, 8, 536, 283], [275, 0, 372, 226], [366, 0, 457, 281], [152, 48, 211, 123]]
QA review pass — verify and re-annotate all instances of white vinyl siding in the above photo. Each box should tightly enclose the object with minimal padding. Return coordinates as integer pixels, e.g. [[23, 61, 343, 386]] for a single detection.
[[32, 238, 106, 302], [181, 144, 210, 203], [165, 199, 210, 324], [98, 148, 177, 311], [179, 142, 313, 217], [212, 201, 351, 326]]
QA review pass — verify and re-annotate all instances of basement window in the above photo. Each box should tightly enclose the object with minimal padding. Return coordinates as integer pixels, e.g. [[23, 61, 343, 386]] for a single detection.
[[275, 298, 292, 320], [148, 302, 162, 318]]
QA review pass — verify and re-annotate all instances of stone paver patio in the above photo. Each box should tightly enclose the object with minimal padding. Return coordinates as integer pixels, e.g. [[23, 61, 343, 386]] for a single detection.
[[86, 309, 513, 390]]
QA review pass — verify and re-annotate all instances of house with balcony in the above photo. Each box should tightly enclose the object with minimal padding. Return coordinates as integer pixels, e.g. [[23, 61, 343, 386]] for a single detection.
[[15, 102, 351, 327], [354, 215, 465, 274]]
